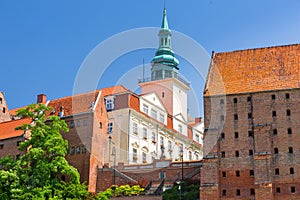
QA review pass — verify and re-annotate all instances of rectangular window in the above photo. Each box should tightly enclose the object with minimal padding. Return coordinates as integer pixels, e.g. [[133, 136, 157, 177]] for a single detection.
[[247, 96, 252, 102], [289, 147, 293, 154], [273, 129, 278, 136], [168, 141, 172, 150], [151, 132, 156, 142], [83, 120, 88, 126], [159, 114, 164, 122], [195, 134, 200, 143], [108, 122, 113, 134], [236, 170, 240, 177], [142, 127, 147, 139], [249, 150, 253, 156], [159, 171, 165, 179], [233, 98, 238, 104], [133, 148, 137, 162], [222, 171, 226, 177], [70, 146, 75, 155], [236, 189, 240, 196], [0, 144, 3, 149], [222, 190, 226, 196], [235, 151, 239, 157], [221, 151, 225, 158], [290, 167, 294, 174], [286, 93, 290, 99], [248, 113, 252, 119], [221, 132, 225, 140], [151, 109, 157, 119], [105, 98, 114, 111], [160, 136, 164, 147], [248, 131, 253, 137], [234, 132, 239, 139], [274, 148, 279, 154], [143, 104, 148, 114], [77, 121, 81, 127], [275, 168, 280, 175], [17, 141, 21, 146], [287, 109, 291, 116], [220, 115, 224, 121], [272, 111, 277, 118], [250, 170, 254, 176], [69, 121, 74, 128], [272, 94, 276, 100], [142, 152, 147, 163], [220, 99, 224, 104], [250, 188, 255, 196], [178, 124, 183, 134], [76, 146, 81, 154], [234, 114, 238, 121], [133, 122, 138, 134], [291, 186, 296, 193], [82, 145, 86, 154], [288, 128, 292, 135], [276, 187, 280, 193]]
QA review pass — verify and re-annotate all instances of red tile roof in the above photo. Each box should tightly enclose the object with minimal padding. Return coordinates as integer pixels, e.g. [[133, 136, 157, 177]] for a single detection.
[[0, 118, 32, 140], [204, 44, 300, 96], [48, 85, 128, 116]]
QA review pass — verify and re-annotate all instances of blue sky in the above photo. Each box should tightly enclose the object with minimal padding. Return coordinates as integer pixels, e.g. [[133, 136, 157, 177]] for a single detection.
[[1, 0, 300, 117]]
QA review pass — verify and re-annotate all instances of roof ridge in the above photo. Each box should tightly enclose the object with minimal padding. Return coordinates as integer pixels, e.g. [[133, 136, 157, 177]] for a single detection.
[[215, 43, 300, 55]]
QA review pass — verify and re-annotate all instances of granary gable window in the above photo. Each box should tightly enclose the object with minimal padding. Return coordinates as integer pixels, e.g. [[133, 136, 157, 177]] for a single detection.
[[105, 96, 115, 111]]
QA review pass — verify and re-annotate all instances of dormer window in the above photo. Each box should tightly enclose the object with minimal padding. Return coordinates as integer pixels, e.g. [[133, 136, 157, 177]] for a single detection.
[[105, 96, 115, 111]]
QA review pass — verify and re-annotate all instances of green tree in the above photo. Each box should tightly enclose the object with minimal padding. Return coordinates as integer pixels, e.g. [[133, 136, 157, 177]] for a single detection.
[[0, 104, 89, 199]]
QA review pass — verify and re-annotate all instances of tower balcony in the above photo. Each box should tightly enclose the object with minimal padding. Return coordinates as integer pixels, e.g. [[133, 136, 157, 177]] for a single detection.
[[138, 73, 190, 88]]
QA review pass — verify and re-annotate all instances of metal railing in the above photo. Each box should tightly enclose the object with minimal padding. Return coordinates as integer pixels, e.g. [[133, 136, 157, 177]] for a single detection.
[[138, 74, 190, 87]]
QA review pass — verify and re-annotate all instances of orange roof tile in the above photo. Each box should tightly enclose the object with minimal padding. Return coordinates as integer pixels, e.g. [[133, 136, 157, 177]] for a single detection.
[[0, 118, 32, 140], [204, 44, 300, 96], [48, 85, 128, 116]]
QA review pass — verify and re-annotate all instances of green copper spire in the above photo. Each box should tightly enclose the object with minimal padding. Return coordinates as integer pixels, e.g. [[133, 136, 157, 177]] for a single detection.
[[161, 7, 169, 29], [151, 7, 179, 81]]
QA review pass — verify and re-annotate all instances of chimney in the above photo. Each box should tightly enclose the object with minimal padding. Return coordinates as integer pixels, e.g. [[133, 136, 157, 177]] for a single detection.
[[59, 106, 64, 117], [195, 117, 202, 123], [37, 94, 47, 104]]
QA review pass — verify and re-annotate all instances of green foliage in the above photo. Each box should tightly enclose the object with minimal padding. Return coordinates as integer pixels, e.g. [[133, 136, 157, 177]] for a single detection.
[[97, 184, 144, 199], [0, 104, 89, 199], [162, 183, 200, 200]]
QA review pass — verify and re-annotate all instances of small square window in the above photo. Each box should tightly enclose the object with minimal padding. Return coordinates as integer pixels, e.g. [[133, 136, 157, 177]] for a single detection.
[[288, 128, 292, 135], [70, 122, 74, 128], [286, 93, 290, 99], [233, 98, 238, 104], [250, 188, 255, 195], [220, 115, 224, 121], [287, 109, 291, 116], [236, 189, 240, 196], [289, 147, 293, 154], [234, 114, 238, 121], [234, 132, 239, 139], [222, 171, 226, 177], [236, 170, 240, 177], [275, 168, 280, 175], [276, 187, 281, 193], [274, 148, 279, 154], [290, 167, 294, 174], [222, 189, 226, 196], [83, 120, 88, 126], [235, 151, 239, 157], [250, 170, 254, 176], [247, 96, 252, 102], [272, 94, 276, 100], [221, 132, 225, 140], [291, 186, 296, 193], [272, 111, 277, 117], [221, 151, 225, 158], [248, 113, 252, 119], [248, 131, 253, 137], [249, 150, 253, 156], [273, 129, 278, 136]]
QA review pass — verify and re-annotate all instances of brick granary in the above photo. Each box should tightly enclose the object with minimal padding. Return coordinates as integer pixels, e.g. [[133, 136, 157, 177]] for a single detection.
[[201, 44, 300, 199]]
